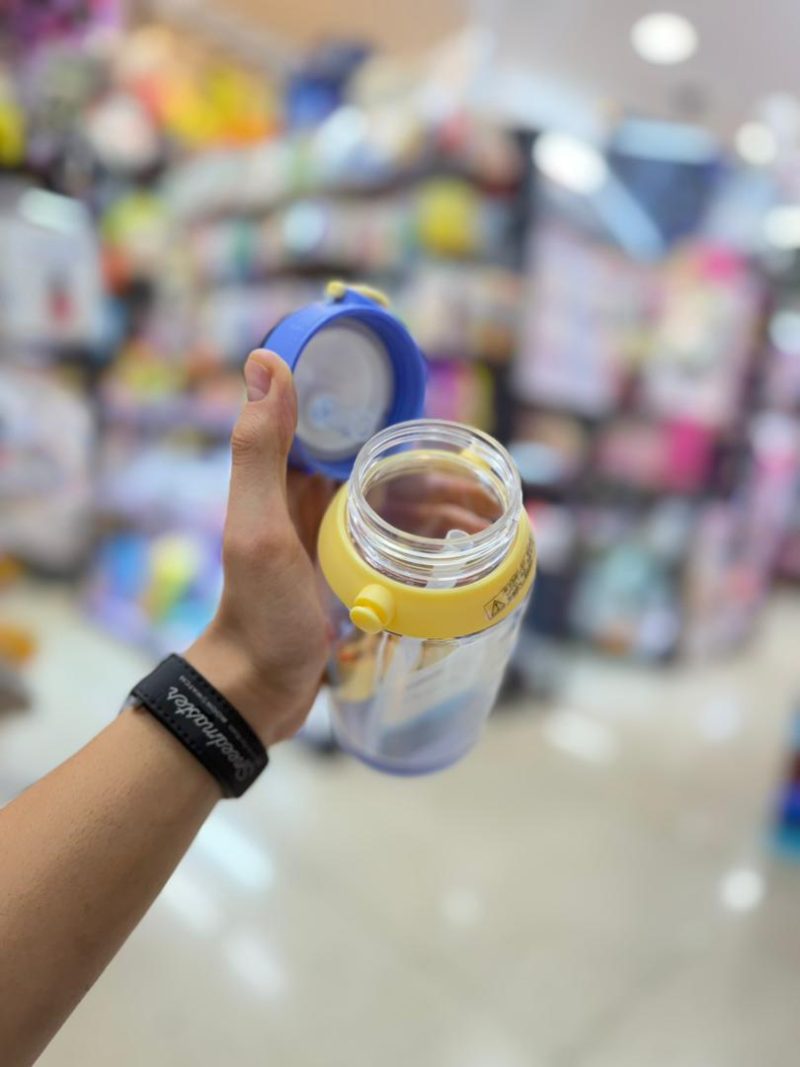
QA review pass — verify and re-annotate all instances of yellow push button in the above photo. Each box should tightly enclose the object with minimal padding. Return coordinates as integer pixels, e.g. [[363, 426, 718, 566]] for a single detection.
[[350, 584, 395, 634], [325, 279, 348, 301]]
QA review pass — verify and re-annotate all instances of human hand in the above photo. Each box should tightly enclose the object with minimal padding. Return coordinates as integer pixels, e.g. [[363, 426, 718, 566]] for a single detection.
[[185, 350, 334, 747]]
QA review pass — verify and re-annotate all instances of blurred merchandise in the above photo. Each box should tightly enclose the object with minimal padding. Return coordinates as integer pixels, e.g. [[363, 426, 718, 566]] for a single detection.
[[595, 417, 716, 494], [425, 361, 495, 430], [773, 709, 800, 858], [507, 195, 791, 666], [85, 529, 223, 654], [164, 105, 521, 221], [286, 41, 371, 130], [514, 225, 650, 415], [641, 246, 762, 429], [0, 182, 104, 350], [0, 72, 25, 166], [0, 367, 94, 572], [0, 659, 31, 713], [684, 413, 800, 658], [5, 11, 800, 1055], [0, 0, 120, 48], [0, 566, 36, 716], [402, 263, 522, 364], [0, 622, 37, 666], [569, 502, 690, 661], [0, 8, 799, 694]]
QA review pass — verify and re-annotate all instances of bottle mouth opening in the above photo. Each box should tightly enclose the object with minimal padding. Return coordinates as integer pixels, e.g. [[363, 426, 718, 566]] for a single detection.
[[347, 419, 522, 586]]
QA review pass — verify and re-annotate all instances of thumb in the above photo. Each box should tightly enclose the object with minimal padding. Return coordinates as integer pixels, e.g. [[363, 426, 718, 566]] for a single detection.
[[227, 350, 297, 531]]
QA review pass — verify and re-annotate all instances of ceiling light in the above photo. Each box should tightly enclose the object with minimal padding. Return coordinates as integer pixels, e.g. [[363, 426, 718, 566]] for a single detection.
[[533, 132, 608, 195], [631, 12, 698, 65], [764, 205, 800, 249], [735, 121, 777, 166]]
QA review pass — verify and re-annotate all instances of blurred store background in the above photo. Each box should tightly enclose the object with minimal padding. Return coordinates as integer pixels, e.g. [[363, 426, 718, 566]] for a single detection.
[[3, 2, 800, 1066]]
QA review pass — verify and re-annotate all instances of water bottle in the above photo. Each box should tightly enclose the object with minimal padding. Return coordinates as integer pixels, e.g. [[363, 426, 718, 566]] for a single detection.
[[264, 283, 536, 774]]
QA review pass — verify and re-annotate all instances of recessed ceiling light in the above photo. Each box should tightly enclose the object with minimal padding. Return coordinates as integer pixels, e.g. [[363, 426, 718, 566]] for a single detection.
[[735, 121, 777, 166], [764, 205, 800, 249], [631, 12, 698, 65], [533, 132, 608, 195]]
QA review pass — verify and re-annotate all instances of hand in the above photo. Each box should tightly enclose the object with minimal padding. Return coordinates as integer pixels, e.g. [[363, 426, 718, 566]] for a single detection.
[[185, 350, 334, 747]]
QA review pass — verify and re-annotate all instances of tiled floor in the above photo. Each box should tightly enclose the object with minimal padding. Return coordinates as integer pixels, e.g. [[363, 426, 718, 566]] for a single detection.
[[2, 581, 800, 1066]]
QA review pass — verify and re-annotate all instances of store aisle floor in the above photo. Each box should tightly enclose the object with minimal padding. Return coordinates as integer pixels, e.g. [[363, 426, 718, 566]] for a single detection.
[[2, 583, 800, 1067]]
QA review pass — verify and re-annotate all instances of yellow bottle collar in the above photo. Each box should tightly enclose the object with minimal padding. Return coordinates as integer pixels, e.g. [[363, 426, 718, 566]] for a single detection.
[[318, 486, 536, 640]]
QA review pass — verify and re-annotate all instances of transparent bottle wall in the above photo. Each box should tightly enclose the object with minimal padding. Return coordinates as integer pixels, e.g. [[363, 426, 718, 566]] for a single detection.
[[328, 598, 527, 774], [325, 419, 530, 775]]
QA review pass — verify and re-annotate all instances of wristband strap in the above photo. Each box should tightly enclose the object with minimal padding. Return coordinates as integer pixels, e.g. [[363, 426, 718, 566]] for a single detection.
[[130, 654, 268, 797]]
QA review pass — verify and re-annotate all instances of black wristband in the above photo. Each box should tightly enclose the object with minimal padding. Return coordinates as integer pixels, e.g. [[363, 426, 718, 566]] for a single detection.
[[130, 654, 268, 797]]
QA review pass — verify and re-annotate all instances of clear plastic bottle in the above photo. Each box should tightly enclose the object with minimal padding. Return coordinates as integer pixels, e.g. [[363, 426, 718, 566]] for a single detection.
[[318, 419, 535, 775]]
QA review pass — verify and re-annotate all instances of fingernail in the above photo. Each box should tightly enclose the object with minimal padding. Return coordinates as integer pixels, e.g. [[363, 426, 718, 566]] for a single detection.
[[244, 354, 272, 402]]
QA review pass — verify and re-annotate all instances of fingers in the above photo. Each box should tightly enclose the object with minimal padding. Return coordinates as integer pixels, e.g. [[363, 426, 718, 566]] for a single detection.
[[226, 350, 298, 540]]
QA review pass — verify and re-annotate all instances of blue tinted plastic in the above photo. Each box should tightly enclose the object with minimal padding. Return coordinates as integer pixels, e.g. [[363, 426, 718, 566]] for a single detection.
[[261, 289, 427, 479]]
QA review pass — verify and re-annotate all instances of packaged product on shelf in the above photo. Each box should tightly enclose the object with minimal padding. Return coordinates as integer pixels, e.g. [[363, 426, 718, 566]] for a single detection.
[[569, 503, 691, 661], [641, 245, 763, 429], [776, 486, 800, 580], [765, 306, 800, 411], [514, 225, 651, 415], [195, 282, 320, 364], [425, 361, 495, 430], [0, 71, 24, 167], [0, 182, 104, 350], [773, 710, 800, 857], [683, 502, 760, 657], [595, 417, 716, 494], [0, 367, 94, 572], [684, 415, 800, 656], [510, 411, 589, 487], [85, 529, 223, 655], [402, 263, 521, 363]]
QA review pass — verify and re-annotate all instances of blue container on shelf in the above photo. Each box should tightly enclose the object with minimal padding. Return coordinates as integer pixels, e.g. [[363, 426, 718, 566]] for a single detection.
[[773, 708, 800, 858]]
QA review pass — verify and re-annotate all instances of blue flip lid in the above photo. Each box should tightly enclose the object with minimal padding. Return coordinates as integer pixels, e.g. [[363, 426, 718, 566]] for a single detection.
[[261, 283, 427, 479]]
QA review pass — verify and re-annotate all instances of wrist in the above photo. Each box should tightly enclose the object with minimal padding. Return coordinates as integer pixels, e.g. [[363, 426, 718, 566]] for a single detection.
[[130, 652, 269, 797], [184, 626, 268, 743]]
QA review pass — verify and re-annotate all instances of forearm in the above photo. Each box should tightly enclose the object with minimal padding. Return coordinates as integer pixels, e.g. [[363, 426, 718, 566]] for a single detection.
[[0, 705, 220, 1067], [0, 350, 329, 1066]]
